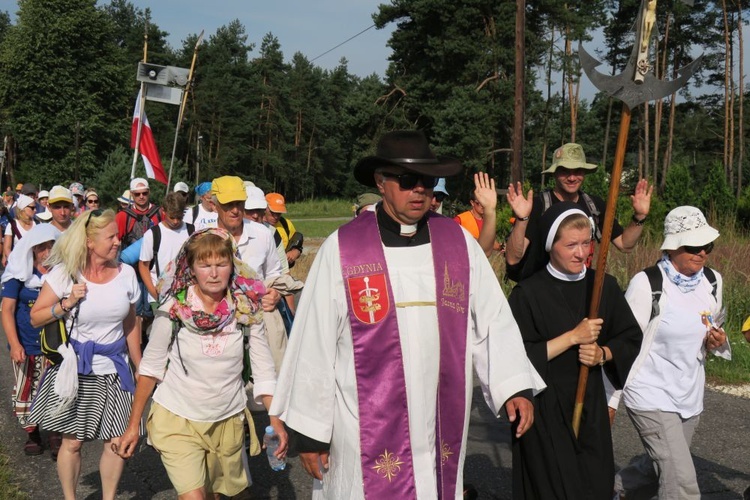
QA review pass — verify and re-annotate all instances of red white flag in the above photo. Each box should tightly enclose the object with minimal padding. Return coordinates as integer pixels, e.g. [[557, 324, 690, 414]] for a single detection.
[[131, 90, 167, 184]]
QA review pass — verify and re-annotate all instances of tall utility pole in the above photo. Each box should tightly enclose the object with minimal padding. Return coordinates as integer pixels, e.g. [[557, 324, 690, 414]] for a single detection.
[[512, 0, 526, 184]]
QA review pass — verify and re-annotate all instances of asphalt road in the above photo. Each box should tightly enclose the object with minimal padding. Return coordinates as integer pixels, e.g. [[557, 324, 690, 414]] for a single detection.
[[1, 347, 748, 499]]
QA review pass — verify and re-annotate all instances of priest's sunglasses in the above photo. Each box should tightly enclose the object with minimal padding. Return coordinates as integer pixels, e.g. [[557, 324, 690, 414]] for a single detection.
[[380, 172, 438, 190], [683, 242, 714, 255]]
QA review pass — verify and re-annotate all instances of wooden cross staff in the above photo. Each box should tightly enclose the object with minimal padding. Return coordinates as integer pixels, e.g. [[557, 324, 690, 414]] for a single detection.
[[572, 0, 702, 437]]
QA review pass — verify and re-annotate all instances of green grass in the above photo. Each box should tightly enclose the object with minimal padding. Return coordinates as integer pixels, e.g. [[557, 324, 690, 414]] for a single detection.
[[0, 445, 29, 500], [293, 218, 348, 239], [287, 199, 354, 218]]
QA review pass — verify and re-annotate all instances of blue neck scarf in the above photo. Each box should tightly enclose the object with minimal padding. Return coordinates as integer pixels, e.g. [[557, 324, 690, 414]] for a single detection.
[[659, 254, 703, 293]]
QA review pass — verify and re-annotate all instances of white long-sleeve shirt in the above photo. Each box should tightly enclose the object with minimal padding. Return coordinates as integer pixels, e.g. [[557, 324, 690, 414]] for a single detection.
[[139, 294, 276, 422]]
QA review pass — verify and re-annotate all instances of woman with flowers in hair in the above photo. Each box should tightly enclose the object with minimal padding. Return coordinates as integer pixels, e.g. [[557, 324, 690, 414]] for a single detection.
[[117, 228, 286, 499]]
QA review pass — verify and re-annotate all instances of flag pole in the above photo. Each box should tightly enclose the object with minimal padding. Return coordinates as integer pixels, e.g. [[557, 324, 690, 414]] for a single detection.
[[165, 30, 204, 192], [130, 26, 149, 182]]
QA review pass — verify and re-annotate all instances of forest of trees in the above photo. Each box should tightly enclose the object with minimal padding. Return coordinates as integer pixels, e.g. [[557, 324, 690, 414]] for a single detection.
[[0, 0, 748, 223]]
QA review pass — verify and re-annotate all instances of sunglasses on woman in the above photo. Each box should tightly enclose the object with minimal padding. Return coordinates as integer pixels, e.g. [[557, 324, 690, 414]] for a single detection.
[[86, 198, 99, 205], [84, 209, 103, 229], [683, 242, 714, 255], [380, 172, 438, 190]]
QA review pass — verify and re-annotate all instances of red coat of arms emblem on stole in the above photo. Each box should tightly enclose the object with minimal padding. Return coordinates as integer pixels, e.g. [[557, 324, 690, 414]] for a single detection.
[[347, 273, 389, 324]]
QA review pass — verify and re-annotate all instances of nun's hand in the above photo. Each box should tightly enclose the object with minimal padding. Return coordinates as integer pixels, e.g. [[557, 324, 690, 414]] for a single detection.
[[569, 317, 602, 345], [578, 343, 602, 367]]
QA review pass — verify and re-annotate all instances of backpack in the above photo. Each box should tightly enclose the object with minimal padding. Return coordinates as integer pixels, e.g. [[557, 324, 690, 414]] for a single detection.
[[122, 205, 162, 248], [149, 223, 195, 276], [541, 190, 602, 241], [644, 265, 718, 321], [191, 204, 200, 224]]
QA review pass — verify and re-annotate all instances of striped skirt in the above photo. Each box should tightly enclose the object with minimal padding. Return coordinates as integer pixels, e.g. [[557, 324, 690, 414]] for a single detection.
[[12, 354, 50, 431], [28, 365, 141, 442]]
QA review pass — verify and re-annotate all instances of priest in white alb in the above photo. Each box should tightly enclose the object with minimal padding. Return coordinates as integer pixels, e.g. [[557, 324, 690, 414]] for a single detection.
[[270, 130, 545, 499]]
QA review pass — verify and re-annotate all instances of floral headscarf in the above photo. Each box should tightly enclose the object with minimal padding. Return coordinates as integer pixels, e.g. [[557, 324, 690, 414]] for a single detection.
[[156, 227, 265, 333]]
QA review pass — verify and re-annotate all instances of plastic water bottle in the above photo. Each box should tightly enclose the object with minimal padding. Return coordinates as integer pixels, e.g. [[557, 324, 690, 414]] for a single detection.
[[264, 426, 286, 471]]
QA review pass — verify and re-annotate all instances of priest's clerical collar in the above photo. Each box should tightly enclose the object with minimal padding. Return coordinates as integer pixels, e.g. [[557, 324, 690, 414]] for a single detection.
[[376, 204, 430, 247]]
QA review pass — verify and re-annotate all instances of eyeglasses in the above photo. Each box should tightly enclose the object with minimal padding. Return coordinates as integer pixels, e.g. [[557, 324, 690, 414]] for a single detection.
[[433, 192, 446, 202], [683, 242, 714, 255], [86, 198, 100, 204], [132, 191, 149, 197], [85, 209, 103, 229], [380, 172, 438, 190]]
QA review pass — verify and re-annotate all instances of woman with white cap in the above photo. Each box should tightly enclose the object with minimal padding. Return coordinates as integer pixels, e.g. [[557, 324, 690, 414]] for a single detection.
[[614, 206, 730, 500], [1, 224, 61, 456], [3, 194, 37, 267], [508, 201, 642, 500]]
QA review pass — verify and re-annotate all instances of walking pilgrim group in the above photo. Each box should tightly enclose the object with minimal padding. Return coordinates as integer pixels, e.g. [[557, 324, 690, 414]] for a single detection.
[[1, 130, 733, 500]]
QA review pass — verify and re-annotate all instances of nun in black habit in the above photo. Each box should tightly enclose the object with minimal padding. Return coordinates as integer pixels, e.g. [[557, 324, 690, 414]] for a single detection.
[[507, 202, 642, 500]]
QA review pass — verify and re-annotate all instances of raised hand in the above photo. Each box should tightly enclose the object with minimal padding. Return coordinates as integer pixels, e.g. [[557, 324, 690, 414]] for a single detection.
[[506, 182, 533, 219]]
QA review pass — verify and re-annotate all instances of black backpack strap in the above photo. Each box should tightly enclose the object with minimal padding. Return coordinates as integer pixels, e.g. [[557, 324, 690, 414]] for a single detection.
[[150, 225, 162, 273], [168, 318, 189, 376], [122, 206, 139, 235], [541, 190, 552, 213], [643, 265, 663, 321], [273, 227, 282, 247], [703, 267, 718, 300], [186, 223, 195, 236], [581, 192, 602, 242], [147, 205, 162, 223], [192, 204, 200, 223]]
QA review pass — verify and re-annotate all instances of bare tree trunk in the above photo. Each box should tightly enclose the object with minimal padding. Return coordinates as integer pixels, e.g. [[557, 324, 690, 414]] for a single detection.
[[512, 0, 526, 184], [644, 102, 649, 181], [653, 12, 671, 187], [564, 6, 578, 143], [541, 23, 556, 180], [721, 0, 732, 182], [306, 124, 316, 174], [738, 0, 745, 196], [661, 93, 676, 191]]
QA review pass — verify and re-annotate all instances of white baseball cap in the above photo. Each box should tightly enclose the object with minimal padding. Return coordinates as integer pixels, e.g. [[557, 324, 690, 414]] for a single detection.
[[173, 182, 189, 193], [245, 186, 268, 210], [130, 178, 149, 192]]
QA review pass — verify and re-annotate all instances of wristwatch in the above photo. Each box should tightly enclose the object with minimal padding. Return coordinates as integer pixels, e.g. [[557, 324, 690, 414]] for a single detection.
[[632, 214, 646, 226]]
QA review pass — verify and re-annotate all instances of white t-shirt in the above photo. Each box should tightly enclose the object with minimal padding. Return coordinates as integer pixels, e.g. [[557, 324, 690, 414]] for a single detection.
[[139, 222, 192, 301], [623, 275, 717, 418], [183, 204, 218, 231], [5, 220, 36, 247], [46, 264, 140, 374]]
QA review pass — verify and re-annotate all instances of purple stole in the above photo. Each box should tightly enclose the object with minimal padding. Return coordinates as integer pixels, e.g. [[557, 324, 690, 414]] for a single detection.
[[338, 210, 470, 499]]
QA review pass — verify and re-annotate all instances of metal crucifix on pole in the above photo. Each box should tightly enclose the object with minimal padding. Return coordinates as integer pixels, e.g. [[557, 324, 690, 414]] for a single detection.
[[571, 0, 702, 437]]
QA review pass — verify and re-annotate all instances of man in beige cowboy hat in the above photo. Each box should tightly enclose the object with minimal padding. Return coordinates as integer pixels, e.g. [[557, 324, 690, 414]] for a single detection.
[[504, 142, 653, 283], [270, 130, 544, 499]]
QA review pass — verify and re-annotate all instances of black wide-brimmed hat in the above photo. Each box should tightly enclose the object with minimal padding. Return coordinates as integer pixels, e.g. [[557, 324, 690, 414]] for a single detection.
[[354, 130, 463, 187]]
